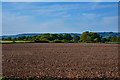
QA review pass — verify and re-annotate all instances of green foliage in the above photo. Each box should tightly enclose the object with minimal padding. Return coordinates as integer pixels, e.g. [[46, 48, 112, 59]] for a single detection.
[[58, 34, 63, 40], [40, 33, 51, 40], [72, 35, 80, 42], [101, 38, 107, 43], [53, 39, 63, 43], [61, 39, 74, 43], [8, 37, 12, 41], [80, 31, 101, 43], [25, 36, 32, 41], [2, 32, 120, 43], [80, 31, 89, 42], [63, 34, 72, 40], [50, 34, 59, 40], [110, 36, 117, 42], [106, 36, 111, 42], [94, 38, 99, 43], [34, 38, 49, 43], [117, 37, 120, 42]]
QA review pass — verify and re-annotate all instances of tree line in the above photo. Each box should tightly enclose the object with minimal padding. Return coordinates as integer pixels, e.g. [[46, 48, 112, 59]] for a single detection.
[[2, 31, 120, 43]]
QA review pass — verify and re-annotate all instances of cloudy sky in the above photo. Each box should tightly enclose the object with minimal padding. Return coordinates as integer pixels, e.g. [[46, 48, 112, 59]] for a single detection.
[[0, 3, 1, 36], [2, 0, 120, 2], [2, 2, 118, 35]]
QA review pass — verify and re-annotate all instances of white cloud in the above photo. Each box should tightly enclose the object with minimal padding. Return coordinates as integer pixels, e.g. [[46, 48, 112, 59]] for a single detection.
[[93, 16, 118, 32], [3, 12, 32, 23], [2, 12, 34, 35], [2, 11, 72, 35], [91, 3, 118, 10], [3, 2, 117, 20], [101, 16, 118, 25], [2, 2, 118, 35], [4, 2, 117, 14], [75, 15, 118, 32], [82, 13, 100, 20]]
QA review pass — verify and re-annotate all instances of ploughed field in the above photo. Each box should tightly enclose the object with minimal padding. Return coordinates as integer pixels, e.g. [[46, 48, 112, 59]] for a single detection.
[[2, 43, 119, 78]]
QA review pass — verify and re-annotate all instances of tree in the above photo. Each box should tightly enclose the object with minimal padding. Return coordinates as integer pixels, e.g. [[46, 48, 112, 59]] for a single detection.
[[101, 38, 107, 43], [7, 37, 12, 41], [18, 37, 22, 40], [21, 36, 26, 40], [13, 38, 17, 41], [94, 38, 99, 43], [63, 34, 72, 40], [58, 34, 63, 40], [117, 37, 120, 42], [87, 36, 94, 43], [50, 34, 58, 40], [89, 32, 101, 42], [32, 35, 40, 42], [72, 35, 80, 42], [2, 38, 5, 40], [80, 31, 89, 42], [110, 36, 117, 42], [80, 31, 101, 43], [106, 36, 111, 42], [26, 36, 32, 41], [40, 33, 51, 40], [53, 39, 63, 43]]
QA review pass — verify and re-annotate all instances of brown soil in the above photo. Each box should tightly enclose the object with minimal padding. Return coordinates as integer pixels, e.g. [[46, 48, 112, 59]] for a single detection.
[[2, 43, 119, 78]]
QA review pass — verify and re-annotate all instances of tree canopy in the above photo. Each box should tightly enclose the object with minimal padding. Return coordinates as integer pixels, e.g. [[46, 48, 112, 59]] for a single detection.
[[2, 31, 120, 43]]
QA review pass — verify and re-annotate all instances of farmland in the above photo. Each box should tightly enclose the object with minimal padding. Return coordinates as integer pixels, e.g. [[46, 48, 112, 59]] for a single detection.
[[2, 43, 119, 79]]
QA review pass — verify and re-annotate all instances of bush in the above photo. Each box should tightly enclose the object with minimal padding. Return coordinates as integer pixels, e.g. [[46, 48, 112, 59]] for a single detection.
[[61, 39, 74, 43], [61, 39, 69, 43], [34, 39, 49, 43], [53, 39, 63, 43], [12, 40, 16, 43]]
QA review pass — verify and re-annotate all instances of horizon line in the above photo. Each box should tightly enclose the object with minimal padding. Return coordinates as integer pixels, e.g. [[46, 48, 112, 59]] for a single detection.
[[1, 31, 119, 36]]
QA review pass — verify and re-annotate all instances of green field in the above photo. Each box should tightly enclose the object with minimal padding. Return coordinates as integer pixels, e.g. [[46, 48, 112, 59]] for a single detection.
[[0, 40, 120, 44], [0, 41, 33, 43]]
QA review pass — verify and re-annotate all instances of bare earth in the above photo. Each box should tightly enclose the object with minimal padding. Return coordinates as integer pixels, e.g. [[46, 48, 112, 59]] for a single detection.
[[2, 43, 119, 78]]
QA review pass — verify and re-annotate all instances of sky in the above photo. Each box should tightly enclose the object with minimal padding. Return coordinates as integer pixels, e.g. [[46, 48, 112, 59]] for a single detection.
[[0, 2, 2, 36], [1, 0, 120, 2], [2, 2, 118, 35]]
